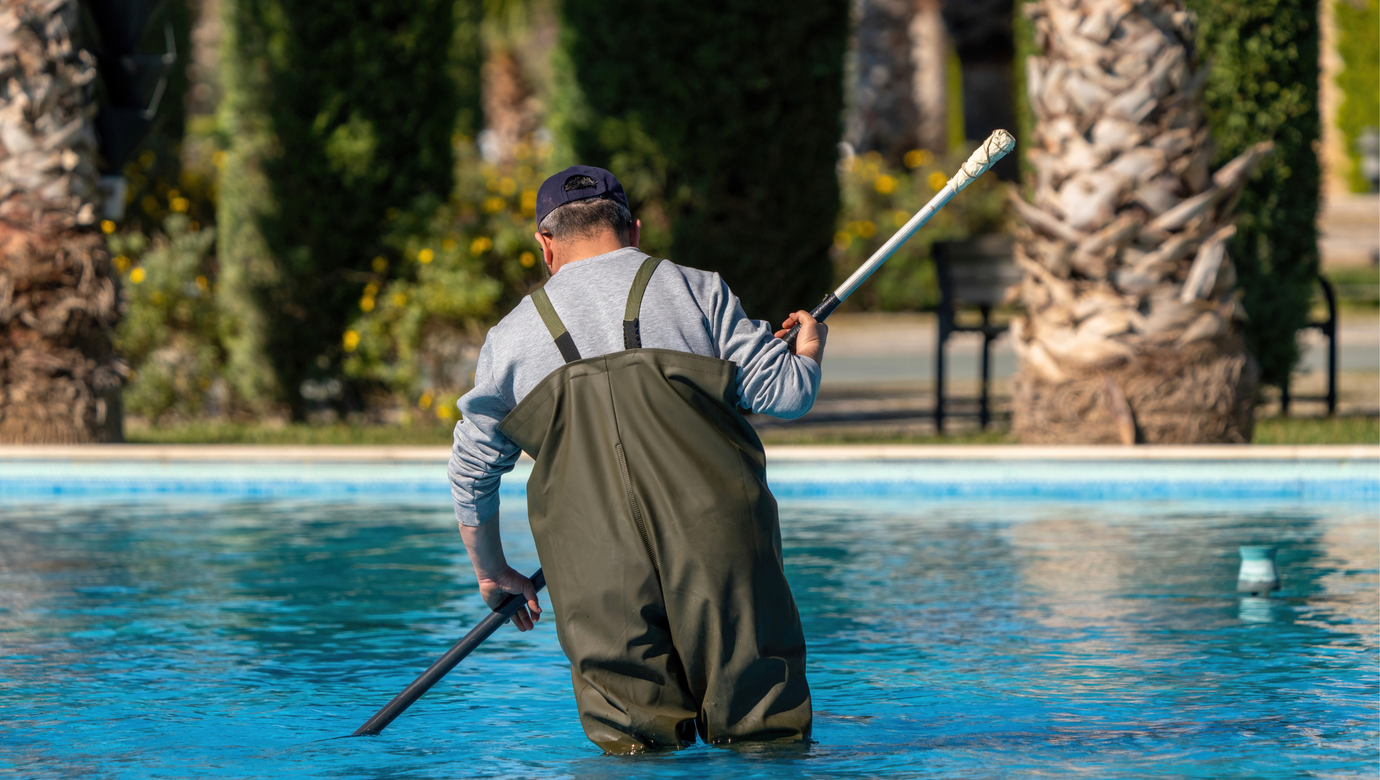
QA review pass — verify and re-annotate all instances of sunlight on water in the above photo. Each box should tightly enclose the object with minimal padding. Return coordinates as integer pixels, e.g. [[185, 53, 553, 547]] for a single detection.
[[1, 497, 1376, 778]]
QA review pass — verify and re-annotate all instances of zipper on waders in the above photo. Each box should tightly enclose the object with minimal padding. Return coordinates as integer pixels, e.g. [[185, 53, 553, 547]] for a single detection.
[[614, 443, 659, 576]]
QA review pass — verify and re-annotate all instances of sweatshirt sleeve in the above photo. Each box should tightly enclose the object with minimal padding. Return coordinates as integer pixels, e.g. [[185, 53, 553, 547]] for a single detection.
[[448, 335, 523, 526], [699, 272, 821, 419]]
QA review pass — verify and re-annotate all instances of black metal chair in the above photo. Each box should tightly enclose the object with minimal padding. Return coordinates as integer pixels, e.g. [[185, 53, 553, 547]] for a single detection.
[[1280, 272, 1338, 415], [933, 237, 1022, 432]]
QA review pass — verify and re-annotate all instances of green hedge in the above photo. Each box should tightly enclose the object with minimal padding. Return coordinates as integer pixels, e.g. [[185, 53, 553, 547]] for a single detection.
[[217, 0, 482, 418], [553, 0, 849, 321], [1188, 0, 1322, 390], [1335, 0, 1379, 193]]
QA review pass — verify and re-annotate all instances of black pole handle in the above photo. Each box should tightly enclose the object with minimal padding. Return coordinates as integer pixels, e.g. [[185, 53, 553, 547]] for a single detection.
[[350, 567, 546, 737], [782, 293, 842, 352]]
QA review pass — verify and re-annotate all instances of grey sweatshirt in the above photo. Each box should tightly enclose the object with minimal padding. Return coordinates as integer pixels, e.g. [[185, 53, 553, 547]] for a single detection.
[[448, 247, 820, 526]]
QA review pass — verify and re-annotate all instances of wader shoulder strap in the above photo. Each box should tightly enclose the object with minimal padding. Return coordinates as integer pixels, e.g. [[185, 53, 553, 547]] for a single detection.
[[623, 258, 664, 349], [531, 287, 582, 363]]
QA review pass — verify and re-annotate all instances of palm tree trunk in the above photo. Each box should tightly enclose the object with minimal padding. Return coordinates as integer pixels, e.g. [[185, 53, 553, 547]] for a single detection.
[[0, 0, 124, 443], [1009, 0, 1271, 444]]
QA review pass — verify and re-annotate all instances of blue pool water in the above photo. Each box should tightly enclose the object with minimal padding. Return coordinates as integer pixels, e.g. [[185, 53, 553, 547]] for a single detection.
[[1, 463, 1377, 778]]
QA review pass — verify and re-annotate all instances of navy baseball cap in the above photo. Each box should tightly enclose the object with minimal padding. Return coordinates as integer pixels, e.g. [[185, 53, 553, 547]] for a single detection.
[[535, 165, 629, 227]]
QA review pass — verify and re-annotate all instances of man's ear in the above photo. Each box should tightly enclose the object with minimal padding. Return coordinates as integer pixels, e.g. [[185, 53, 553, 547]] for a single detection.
[[629, 219, 641, 249], [535, 231, 556, 274]]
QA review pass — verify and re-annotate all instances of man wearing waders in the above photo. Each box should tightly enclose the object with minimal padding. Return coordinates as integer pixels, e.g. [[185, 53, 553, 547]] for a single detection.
[[448, 165, 826, 752]]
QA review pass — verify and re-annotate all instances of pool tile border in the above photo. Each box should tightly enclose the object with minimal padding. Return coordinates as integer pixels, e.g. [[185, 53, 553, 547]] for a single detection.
[[0, 446, 1375, 503]]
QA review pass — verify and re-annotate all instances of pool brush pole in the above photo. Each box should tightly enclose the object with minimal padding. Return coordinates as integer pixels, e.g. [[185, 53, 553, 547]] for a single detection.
[[783, 130, 1015, 351], [351, 568, 546, 737]]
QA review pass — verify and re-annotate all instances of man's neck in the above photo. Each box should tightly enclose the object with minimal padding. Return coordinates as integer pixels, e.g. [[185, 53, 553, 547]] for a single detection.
[[548, 234, 630, 275]]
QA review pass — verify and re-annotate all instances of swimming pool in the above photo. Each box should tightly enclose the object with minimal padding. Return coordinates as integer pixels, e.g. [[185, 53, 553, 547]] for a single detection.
[[1, 450, 1376, 778]]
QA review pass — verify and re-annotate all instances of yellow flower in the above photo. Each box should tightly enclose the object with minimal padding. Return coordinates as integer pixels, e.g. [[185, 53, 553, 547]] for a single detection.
[[129, 267, 146, 284], [874, 175, 897, 195], [858, 220, 876, 238], [392, 292, 407, 307], [520, 190, 537, 215], [418, 391, 433, 409], [470, 236, 493, 256], [171, 197, 189, 213], [517, 165, 534, 181], [372, 256, 388, 273], [195, 275, 209, 291], [904, 149, 933, 168], [892, 210, 910, 227], [928, 171, 949, 191], [212, 150, 227, 169], [519, 251, 536, 268], [436, 403, 455, 421], [360, 296, 375, 312], [113, 255, 130, 273], [498, 177, 517, 196], [364, 282, 379, 296], [442, 237, 457, 251], [513, 142, 531, 161], [418, 248, 434, 264], [833, 231, 852, 251], [482, 196, 505, 213], [100, 220, 116, 234], [343, 330, 360, 352]]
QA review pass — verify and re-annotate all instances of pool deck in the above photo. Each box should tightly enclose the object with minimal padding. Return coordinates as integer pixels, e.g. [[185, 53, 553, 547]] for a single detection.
[[0, 444, 1376, 463]]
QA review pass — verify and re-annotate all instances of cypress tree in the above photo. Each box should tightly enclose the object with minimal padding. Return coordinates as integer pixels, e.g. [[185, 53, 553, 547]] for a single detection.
[[1186, 0, 1321, 391], [553, 1, 850, 320], [217, 0, 482, 417]]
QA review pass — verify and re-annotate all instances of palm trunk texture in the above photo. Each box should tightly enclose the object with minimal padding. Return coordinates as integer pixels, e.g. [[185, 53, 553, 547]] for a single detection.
[[1010, 0, 1272, 444], [0, 0, 124, 443]]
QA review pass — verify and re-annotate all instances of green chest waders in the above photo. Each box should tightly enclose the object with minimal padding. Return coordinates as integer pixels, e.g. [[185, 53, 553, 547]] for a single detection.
[[498, 258, 812, 752]]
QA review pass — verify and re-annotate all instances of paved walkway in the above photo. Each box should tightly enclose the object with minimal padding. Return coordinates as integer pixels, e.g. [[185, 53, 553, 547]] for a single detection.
[[753, 310, 1379, 435]]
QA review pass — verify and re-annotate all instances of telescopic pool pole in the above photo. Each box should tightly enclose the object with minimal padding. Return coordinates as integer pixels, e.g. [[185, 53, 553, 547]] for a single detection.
[[349, 569, 545, 737], [783, 129, 1016, 350]]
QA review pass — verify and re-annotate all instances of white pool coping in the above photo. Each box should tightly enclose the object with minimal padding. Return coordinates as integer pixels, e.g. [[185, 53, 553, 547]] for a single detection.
[[1, 443, 1377, 463]]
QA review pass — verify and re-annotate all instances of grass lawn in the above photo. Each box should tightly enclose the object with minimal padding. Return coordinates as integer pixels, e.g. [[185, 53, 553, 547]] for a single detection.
[[124, 421, 457, 446], [123, 415, 1378, 446], [1252, 415, 1379, 445]]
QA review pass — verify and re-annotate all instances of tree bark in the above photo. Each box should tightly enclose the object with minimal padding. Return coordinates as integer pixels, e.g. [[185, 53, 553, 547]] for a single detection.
[[910, 0, 948, 154], [0, 0, 124, 443], [1010, 0, 1269, 444]]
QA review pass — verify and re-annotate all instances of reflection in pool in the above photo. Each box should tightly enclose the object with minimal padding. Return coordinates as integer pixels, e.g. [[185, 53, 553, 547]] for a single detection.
[[1, 497, 1375, 778]]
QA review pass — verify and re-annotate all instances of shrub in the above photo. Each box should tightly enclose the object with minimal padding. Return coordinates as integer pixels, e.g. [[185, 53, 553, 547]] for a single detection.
[[1188, 0, 1322, 390], [1335, 0, 1379, 193], [552, 0, 850, 321], [216, 0, 482, 418], [109, 215, 223, 422], [833, 148, 1008, 312], [342, 139, 549, 422]]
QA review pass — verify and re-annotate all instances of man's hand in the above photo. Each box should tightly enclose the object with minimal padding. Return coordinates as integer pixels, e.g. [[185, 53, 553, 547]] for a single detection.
[[459, 512, 542, 632], [477, 566, 542, 632], [775, 310, 828, 366]]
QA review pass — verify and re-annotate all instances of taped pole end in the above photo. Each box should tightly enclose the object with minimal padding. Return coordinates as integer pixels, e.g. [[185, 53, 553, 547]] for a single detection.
[[947, 130, 1016, 193]]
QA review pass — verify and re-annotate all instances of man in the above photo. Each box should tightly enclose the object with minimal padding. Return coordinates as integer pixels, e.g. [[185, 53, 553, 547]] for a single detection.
[[448, 165, 827, 752]]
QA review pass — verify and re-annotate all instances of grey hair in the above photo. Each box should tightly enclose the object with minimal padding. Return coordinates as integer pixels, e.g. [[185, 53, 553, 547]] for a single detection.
[[538, 196, 634, 244]]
